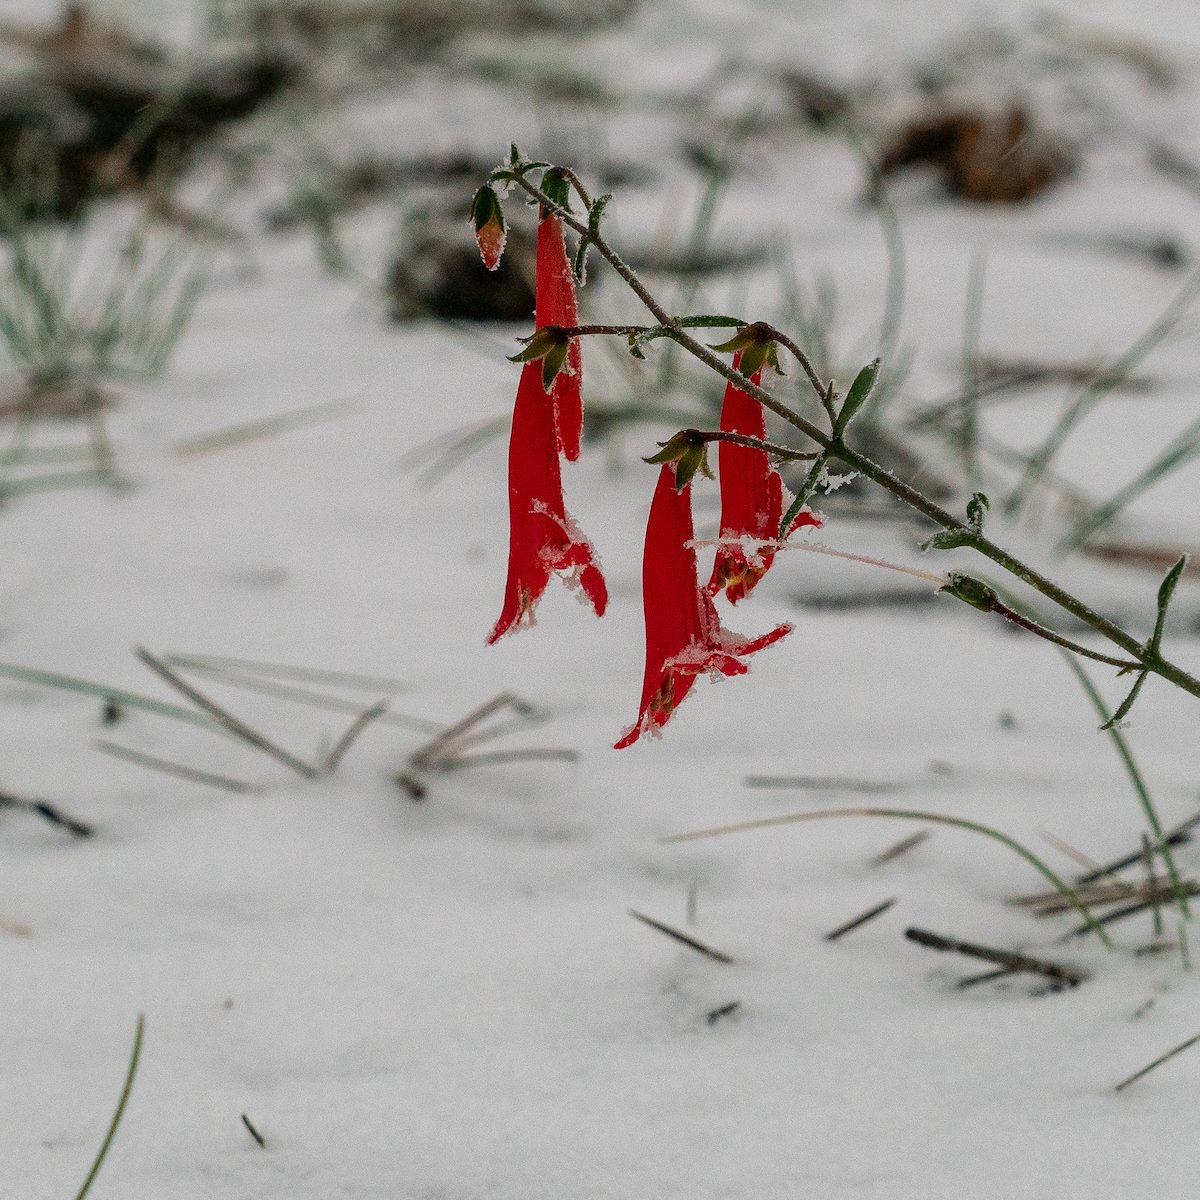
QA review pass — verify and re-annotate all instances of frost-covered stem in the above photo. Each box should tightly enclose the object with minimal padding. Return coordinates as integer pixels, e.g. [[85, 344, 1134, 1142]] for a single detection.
[[696, 429, 819, 461], [508, 171, 1200, 704], [988, 600, 1140, 670]]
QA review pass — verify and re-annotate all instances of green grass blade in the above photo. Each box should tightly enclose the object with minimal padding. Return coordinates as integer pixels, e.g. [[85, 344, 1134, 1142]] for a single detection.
[[1057, 651, 1190, 918], [74, 1014, 144, 1200], [664, 805, 1112, 946]]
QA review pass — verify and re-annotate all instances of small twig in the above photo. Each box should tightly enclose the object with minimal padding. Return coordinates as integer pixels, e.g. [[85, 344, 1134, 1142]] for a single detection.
[[0, 790, 93, 838], [135, 647, 319, 780], [868, 830, 930, 867], [904, 927, 1085, 986], [628, 909, 733, 964], [692, 429, 819, 462], [95, 742, 262, 795], [322, 700, 388, 773], [706, 1001, 740, 1025], [957, 967, 1018, 990], [1115, 1031, 1200, 1093], [988, 598, 1140, 670], [240, 1113, 266, 1149], [824, 898, 896, 941]]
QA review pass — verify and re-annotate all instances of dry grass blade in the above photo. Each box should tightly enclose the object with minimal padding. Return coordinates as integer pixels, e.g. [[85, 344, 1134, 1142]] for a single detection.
[[628, 909, 733, 964], [1115, 1031, 1200, 1092], [868, 830, 931, 866], [1064, 884, 1200, 939], [745, 774, 902, 794], [160, 662, 440, 734], [824, 898, 897, 941], [164, 652, 410, 692], [904, 927, 1085, 986], [408, 692, 524, 770], [135, 646, 319, 780], [322, 700, 388, 773], [437, 748, 579, 770], [1074, 810, 1200, 885], [173, 398, 360, 458], [95, 741, 263, 794]]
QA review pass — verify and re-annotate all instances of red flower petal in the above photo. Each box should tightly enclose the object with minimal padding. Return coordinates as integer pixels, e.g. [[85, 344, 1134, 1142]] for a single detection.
[[535, 212, 582, 463], [488, 362, 607, 644], [615, 464, 790, 748], [706, 352, 821, 602]]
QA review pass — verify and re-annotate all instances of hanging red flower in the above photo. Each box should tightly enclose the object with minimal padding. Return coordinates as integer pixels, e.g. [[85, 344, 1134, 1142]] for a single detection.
[[487, 360, 607, 644], [534, 205, 583, 463], [707, 350, 821, 603], [614, 463, 791, 748]]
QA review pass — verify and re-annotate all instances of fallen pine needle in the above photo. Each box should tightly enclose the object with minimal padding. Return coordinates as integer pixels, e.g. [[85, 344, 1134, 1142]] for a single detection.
[[628, 909, 733, 964], [1115, 1031, 1200, 1092]]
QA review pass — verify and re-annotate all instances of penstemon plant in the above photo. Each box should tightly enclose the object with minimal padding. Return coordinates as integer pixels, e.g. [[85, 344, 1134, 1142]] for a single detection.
[[473, 147, 1200, 748]]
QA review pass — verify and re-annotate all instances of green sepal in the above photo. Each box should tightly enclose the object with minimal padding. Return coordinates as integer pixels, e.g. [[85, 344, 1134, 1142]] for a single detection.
[[540, 168, 572, 214], [470, 185, 504, 234], [644, 429, 713, 491], [710, 324, 761, 354], [833, 359, 880, 436], [508, 326, 571, 388], [941, 572, 998, 612], [627, 332, 647, 360]]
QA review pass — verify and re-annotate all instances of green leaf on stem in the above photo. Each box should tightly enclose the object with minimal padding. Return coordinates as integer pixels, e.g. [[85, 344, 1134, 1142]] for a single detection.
[[966, 491, 990, 533], [922, 528, 978, 552], [1104, 553, 1192, 729], [833, 358, 880, 436]]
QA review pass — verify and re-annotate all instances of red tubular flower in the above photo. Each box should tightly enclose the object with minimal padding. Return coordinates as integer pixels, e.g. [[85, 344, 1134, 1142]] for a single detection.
[[707, 351, 821, 603], [488, 360, 607, 644], [534, 208, 583, 463], [614, 463, 791, 748]]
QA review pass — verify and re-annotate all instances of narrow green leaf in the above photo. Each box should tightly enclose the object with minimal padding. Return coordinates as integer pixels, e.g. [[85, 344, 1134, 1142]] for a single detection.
[[834, 358, 880, 435]]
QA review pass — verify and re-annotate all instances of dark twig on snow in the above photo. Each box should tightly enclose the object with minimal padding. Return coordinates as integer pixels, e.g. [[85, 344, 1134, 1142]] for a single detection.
[[240, 1113, 266, 1148], [868, 830, 931, 867], [0, 790, 93, 838], [824, 898, 897, 941], [904, 927, 1085, 986], [628, 909, 733, 964], [1115, 1030, 1200, 1093], [1074, 811, 1200, 886]]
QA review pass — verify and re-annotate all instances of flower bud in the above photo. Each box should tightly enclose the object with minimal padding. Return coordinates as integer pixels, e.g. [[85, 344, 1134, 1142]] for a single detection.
[[470, 185, 506, 271]]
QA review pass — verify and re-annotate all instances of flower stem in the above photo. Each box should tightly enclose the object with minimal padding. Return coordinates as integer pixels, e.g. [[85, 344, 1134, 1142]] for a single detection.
[[506, 168, 1200, 706]]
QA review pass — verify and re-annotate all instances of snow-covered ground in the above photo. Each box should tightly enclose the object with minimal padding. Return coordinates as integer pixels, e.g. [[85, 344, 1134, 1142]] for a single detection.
[[4, 2, 1200, 1196]]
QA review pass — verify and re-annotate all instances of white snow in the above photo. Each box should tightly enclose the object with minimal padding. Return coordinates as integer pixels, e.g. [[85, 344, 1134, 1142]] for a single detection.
[[4, 2, 1200, 1197]]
